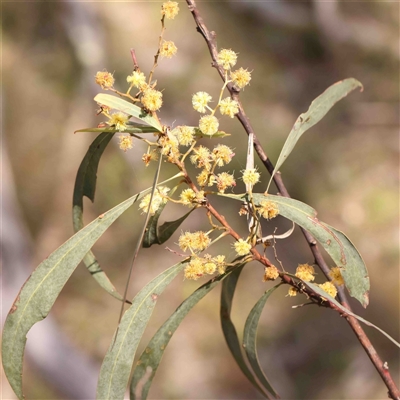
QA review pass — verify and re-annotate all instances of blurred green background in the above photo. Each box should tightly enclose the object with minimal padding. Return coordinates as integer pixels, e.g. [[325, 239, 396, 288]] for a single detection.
[[2, 1, 399, 399]]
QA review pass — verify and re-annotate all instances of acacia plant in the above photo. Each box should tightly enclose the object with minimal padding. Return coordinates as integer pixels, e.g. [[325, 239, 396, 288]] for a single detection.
[[2, 1, 399, 399]]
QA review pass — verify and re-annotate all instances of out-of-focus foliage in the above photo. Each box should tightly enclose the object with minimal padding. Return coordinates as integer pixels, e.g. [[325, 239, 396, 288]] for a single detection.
[[2, 2, 398, 399]]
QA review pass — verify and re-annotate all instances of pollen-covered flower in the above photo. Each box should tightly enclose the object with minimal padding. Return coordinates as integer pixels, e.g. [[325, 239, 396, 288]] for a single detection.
[[190, 146, 212, 170], [160, 40, 177, 58], [197, 169, 215, 187], [242, 168, 260, 186], [263, 265, 280, 281], [216, 172, 236, 193], [172, 126, 195, 146], [141, 88, 163, 111], [319, 281, 338, 299], [119, 135, 134, 152], [219, 97, 239, 118], [230, 67, 252, 89], [179, 231, 211, 253], [258, 200, 279, 220], [138, 186, 170, 215], [234, 238, 252, 256], [107, 112, 129, 131], [161, 1, 179, 19], [127, 70, 146, 89], [295, 263, 315, 282], [287, 287, 298, 297], [212, 144, 235, 166], [95, 70, 115, 89], [193, 231, 211, 251], [184, 257, 204, 280], [329, 267, 344, 286], [203, 260, 217, 275], [199, 115, 219, 136], [180, 188, 196, 206], [217, 49, 238, 70], [192, 92, 212, 113]]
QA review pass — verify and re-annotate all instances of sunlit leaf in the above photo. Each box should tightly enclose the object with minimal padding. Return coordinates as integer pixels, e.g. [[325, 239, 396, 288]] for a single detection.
[[220, 266, 272, 398], [94, 93, 162, 131], [243, 285, 281, 399], [299, 280, 400, 349], [267, 78, 363, 190], [72, 132, 125, 302], [218, 193, 370, 307], [130, 268, 234, 399], [2, 189, 153, 400], [96, 261, 187, 400]]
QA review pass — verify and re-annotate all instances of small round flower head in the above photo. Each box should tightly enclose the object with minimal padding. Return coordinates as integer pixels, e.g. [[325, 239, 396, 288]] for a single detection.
[[107, 112, 129, 132], [193, 231, 211, 251], [219, 97, 239, 118], [213, 255, 226, 274], [141, 88, 163, 111], [199, 115, 219, 136], [319, 281, 338, 299], [95, 70, 115, 89], [328, 267, 344, 286], [138, 186, 170, 215], [263, 265, 280, 281], [184, 257, 204, 280], [216, 172, 236, 193], [258, 200, 279, 220], [161, 1, 179, 19], [287, 287, 298, 297], [180, 188, 196, 206], [230, 67, 252, 89], [160, 40, 177, 58], [190, 146, 212, 170], [234, 238, 252, 256], [172, 126, 195, 147], [242, 168, 260, 186], [295, 263, 315, 282], [203, 260, 217, 275], [217, 49, 238, 70], [192, 92, 212, 113], [212, 144, 235, 166], [178, 231, 196, 252], [197, 169, 215, 187], [127, 70, 146, 89], [119, 135, 134, 152], [142, 150, 159, 167]]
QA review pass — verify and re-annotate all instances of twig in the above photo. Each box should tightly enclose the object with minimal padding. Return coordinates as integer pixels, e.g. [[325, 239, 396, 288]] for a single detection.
[[185, 1, 400, 398]]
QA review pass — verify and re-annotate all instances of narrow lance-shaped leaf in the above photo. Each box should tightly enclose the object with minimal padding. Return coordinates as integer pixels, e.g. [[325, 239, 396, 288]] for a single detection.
[[267, 78, 363, 191], [94, 93, 162, 132], [130, 267, 237, 400], [2, 188, 155, 400], [298, 280, 400, 349], [96, 261, 187, 400], [218, 193, 370, 308], [220, 266, 273, 398], [243, 285, 282, 399], [73, 132, 126, 302]]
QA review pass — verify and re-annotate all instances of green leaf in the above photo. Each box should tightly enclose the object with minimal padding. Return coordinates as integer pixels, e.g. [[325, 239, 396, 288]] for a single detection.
[[267, 78, 363, 190], [96, 261, 187, 400], [220, 266, 272, 398], [219, 193, 370, 307], [130, 268, 235, 400], [193, 127, 231, 139], [243, 285, 282, 399], [94, 93, 162, 132], [72, 132, 126, 302], [299, 281, 400, 349], [2, 190, 152, 400]]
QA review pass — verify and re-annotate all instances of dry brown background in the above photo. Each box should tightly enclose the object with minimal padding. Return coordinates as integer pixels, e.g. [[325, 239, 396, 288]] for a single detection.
[[2, 1, 399, 399]]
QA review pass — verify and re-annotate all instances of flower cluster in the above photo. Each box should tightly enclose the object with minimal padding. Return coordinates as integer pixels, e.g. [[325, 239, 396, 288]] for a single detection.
[[258, 200, 279, 220], [233, 238, 252, 256], [263, 265, 280, 281], [184, 254, 226, 280], [95, 71, 115, 89], [138, 186, 170, 215], [319, 281, 338, 299], [295, 263, 315, 282]]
